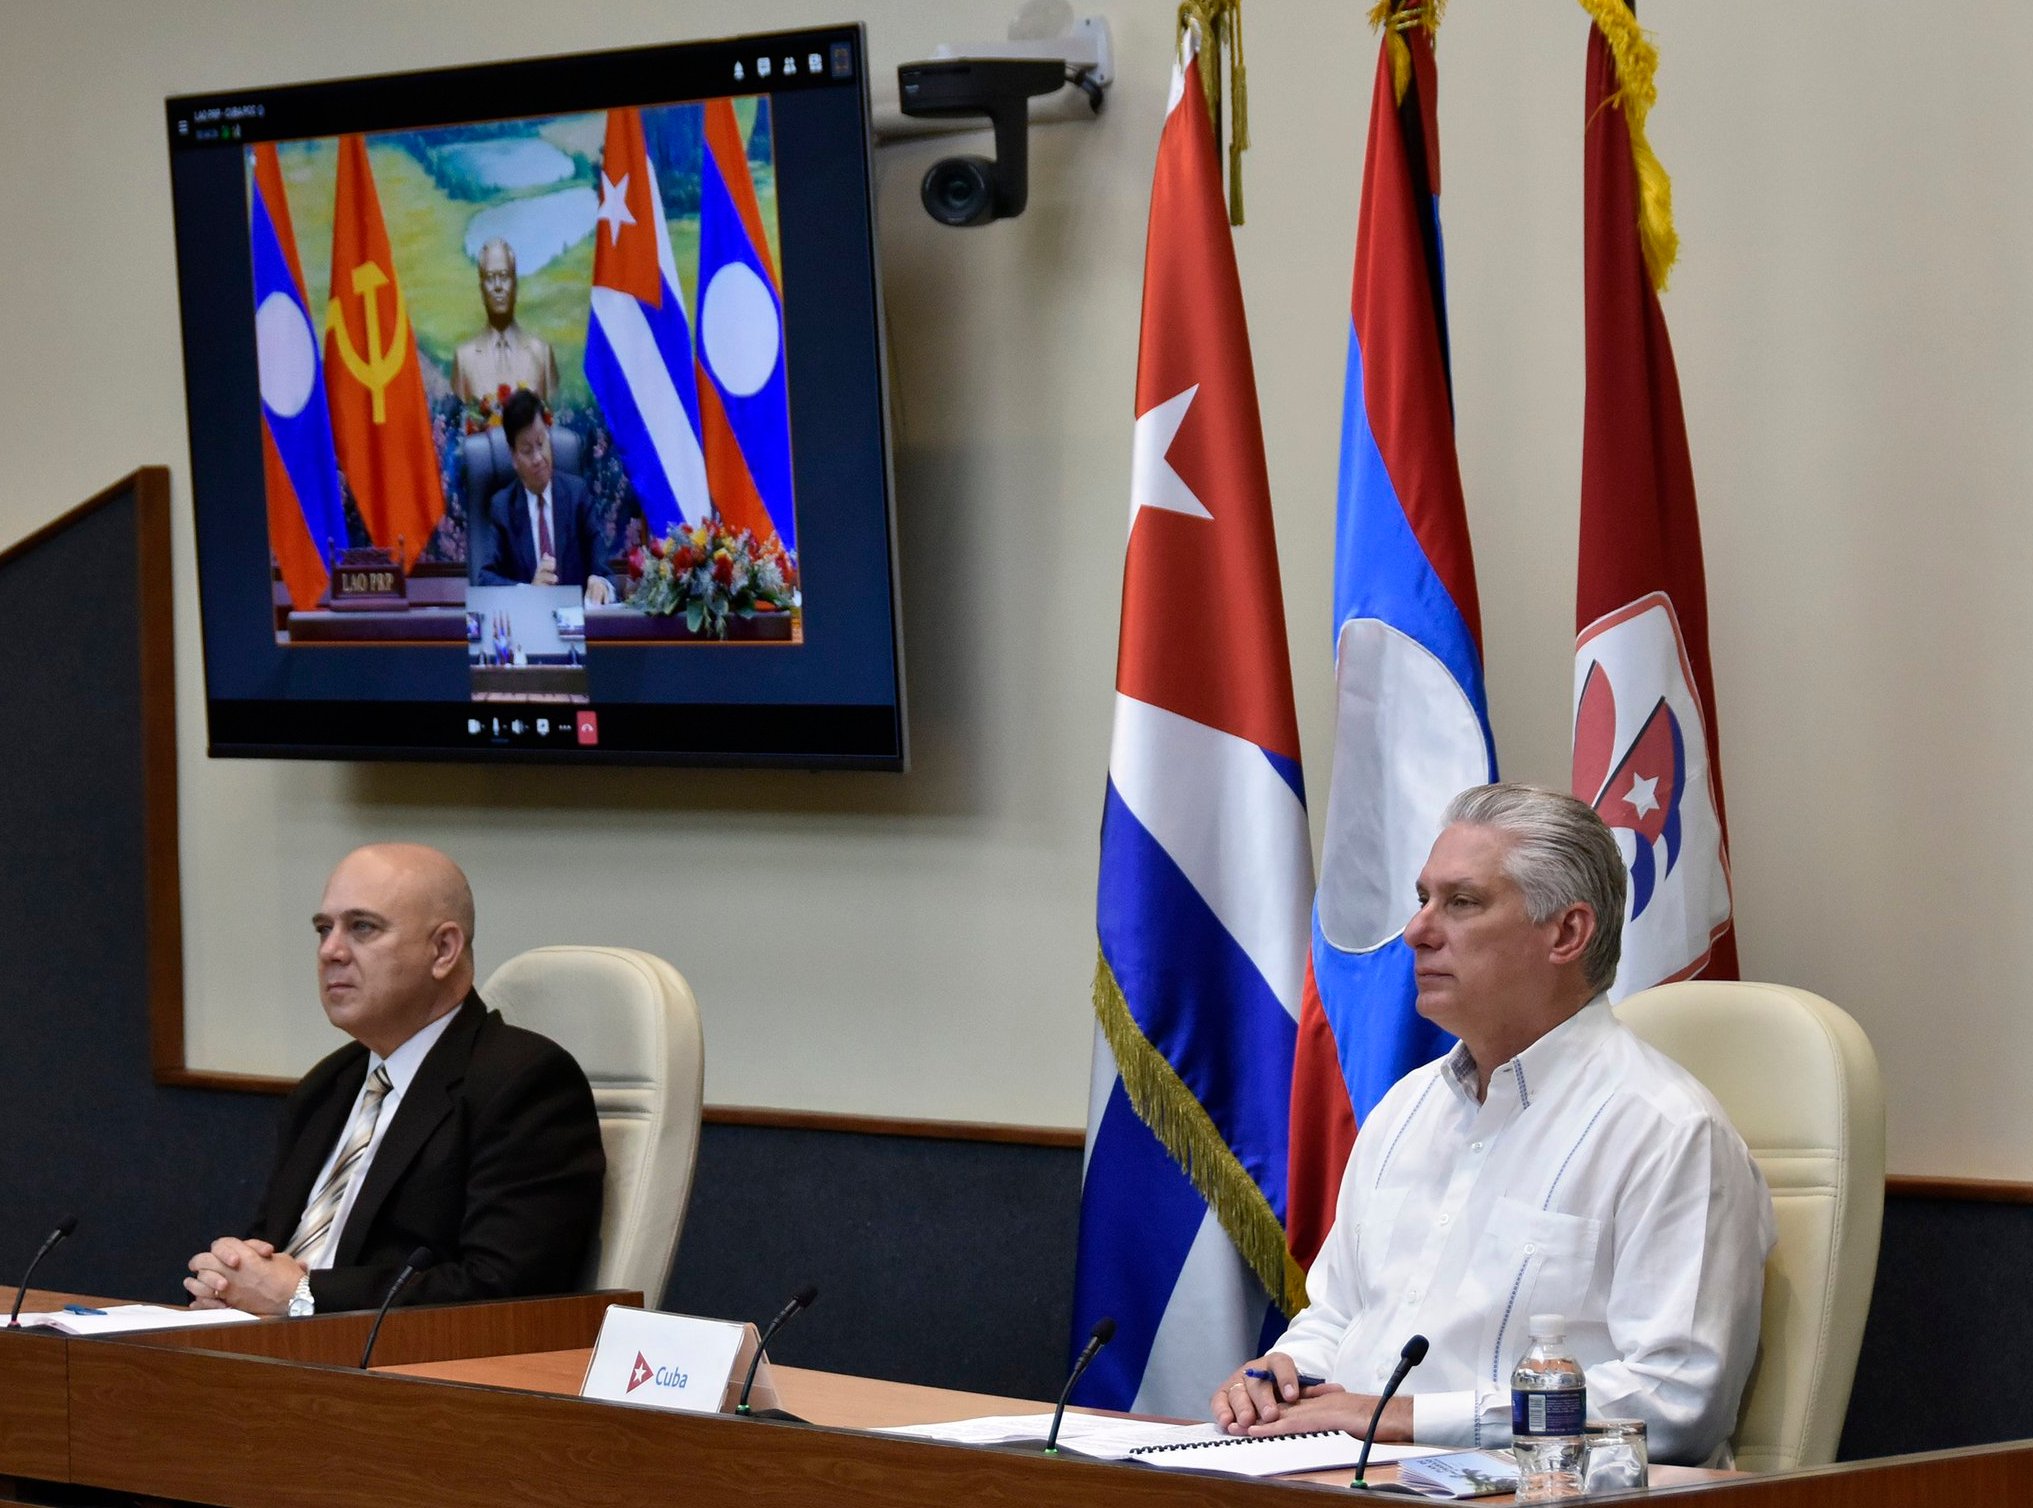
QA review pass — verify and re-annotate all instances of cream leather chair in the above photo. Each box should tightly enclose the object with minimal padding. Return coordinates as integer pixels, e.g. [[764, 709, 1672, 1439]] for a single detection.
[[484, 946, 704, 1303], [1616, 981, 1884, 1473]]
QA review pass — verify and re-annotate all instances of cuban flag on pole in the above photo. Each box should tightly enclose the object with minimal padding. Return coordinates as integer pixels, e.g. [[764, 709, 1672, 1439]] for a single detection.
[[1070, 27, 1312, 1418], [1572, 6, 1735, 997], [1288, 9, 1496, 1270], [696, 98, 796, 552], [249, 142, 347, 611], [585, 105, 711, 537]]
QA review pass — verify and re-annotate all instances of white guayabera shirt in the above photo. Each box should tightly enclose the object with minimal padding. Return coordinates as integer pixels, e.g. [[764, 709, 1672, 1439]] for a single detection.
[[1273, 998, 1775, 1466]]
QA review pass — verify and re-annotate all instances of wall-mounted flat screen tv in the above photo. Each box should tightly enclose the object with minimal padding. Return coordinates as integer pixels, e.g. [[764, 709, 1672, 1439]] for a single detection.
[[167, 25, 905, 768]]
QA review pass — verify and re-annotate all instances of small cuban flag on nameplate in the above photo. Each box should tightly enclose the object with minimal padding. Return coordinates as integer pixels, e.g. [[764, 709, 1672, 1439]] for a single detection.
[[580, 1306, 779, 1414]]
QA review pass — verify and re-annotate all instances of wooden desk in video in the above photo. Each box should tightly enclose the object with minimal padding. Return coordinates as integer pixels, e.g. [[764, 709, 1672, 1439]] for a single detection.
[[283, 607, 469, 642]]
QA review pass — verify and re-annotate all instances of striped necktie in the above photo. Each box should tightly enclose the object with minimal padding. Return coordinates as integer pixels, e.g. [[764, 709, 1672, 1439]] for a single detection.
[[286, 1065, 393, 1266]]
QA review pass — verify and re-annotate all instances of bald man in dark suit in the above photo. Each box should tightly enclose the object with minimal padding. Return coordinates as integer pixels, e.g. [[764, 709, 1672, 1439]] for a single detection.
[[185, 844, 604, 1315]]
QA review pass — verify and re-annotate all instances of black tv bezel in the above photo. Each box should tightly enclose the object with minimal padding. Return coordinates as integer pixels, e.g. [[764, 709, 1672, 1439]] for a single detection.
[[165, 24, 908, 772]]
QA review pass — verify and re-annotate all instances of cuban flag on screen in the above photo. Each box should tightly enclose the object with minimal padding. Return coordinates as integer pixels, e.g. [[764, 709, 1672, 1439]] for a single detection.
[[1070, 32, 1311, 1418], [249, 142, 347, 611], [696, 98, 796, 551], [1287, 16, 1496, 1270], [584, 105, 711, 536]]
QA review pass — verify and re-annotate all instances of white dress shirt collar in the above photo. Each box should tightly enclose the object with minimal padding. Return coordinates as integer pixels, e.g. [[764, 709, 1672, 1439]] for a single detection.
[[371, 1000, 462, 1095], [1443, 993, 1615, 1111]]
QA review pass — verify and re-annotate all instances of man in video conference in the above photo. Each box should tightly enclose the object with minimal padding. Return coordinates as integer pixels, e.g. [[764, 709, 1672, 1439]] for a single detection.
[[1212, 784, 1773, 1465], [476, 388, 615, 603], [184, 843, 604, 1315], [452, 237, 559, 404]]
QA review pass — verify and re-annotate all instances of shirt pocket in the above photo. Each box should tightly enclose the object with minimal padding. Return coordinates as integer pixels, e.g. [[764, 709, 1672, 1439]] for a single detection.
[[1351, 1184, 1412, 1304], [1474, 1196, 1605, 1388]]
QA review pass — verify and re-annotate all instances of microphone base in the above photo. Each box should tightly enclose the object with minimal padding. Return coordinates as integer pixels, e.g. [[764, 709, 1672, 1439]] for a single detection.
[[735, 1406, 810, 1424]]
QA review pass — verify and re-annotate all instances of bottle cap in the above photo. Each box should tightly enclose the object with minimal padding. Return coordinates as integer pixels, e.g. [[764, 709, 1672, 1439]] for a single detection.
[[1528, 1313, 1567, 1338]]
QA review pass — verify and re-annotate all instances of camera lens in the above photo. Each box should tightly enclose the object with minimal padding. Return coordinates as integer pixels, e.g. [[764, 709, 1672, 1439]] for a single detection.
[[922, 156, 998, 227]]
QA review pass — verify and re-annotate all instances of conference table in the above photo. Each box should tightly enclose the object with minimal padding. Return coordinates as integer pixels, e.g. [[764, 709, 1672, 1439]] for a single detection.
[[5, 1287, 2031, 1506]]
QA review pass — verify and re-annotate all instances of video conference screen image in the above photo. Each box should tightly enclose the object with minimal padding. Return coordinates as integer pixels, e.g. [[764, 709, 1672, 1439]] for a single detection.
[[171, 29, 904, 766]]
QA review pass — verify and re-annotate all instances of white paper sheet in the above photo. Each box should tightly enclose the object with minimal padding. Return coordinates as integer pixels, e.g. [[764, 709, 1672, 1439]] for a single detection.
[[12, 1304, 266, 1336]]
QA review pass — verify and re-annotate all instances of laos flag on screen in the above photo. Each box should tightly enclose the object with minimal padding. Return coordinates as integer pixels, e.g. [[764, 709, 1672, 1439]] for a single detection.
[[696, 98, 796, 552], [1287, 22, 1496, 1271], [249, 143, 347, 612], [585, 105, 711, 536]]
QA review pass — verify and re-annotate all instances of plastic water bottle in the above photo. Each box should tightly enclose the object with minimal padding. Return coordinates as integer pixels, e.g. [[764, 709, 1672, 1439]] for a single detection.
[[1511, 1313, 1586, 1500]]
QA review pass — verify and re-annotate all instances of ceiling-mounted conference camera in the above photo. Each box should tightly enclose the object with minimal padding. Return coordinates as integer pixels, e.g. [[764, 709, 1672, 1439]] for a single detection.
[[897, 57, 1072, 227]]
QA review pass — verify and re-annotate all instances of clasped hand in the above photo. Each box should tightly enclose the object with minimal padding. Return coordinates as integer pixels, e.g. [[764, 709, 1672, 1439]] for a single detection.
[[1211, 1353, 1409, 1441], [184, 1237, 306, 1316]]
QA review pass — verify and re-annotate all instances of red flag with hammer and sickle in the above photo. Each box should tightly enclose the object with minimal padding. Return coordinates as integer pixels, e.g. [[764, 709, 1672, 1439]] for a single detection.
[[324, 134, 444, 568]]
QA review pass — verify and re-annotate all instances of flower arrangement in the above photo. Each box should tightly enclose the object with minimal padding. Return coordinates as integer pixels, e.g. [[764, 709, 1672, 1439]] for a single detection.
[[462, 383, 550, 436], [624, 519, 799, 638]]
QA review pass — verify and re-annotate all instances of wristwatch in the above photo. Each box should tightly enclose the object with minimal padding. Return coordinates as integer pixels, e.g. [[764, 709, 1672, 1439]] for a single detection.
[[287, 1274, 316, 1318]]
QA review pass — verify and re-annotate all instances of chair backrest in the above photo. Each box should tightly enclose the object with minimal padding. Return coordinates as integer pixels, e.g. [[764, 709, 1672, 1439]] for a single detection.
[[483, 945, 703, 1304], [1615, 981, 1884, 1472]]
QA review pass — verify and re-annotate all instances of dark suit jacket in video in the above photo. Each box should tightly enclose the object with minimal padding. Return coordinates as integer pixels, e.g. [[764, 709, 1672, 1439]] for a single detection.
[[476, 470, 608, 588], [247, 992, 605, 1313]]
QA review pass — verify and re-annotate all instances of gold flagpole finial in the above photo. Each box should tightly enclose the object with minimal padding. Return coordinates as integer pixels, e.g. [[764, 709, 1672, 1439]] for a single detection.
[[1367, 0, 1446, 105], [1177, 0, 1249, 225], [1576, 0, 1678, 290]]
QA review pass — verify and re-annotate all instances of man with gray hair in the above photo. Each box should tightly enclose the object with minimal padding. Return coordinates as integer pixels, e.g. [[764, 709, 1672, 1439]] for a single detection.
[[1213, 783, 1773, 1465]]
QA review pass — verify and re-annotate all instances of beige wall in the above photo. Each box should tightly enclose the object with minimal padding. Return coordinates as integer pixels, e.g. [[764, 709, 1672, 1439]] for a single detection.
[[2, 3, 2026, 1176]]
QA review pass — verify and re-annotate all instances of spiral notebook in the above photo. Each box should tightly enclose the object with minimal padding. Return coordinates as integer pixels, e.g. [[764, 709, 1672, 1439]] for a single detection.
[[1126, 1429, 1436, 1479]]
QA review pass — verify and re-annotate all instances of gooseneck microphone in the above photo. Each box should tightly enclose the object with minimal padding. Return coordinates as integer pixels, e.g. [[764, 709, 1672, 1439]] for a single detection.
[[357, 1247, 432, 1369], [1044, 1316, 1116, 1454], [736, 1283, 819, 1416], [1352, 1333, 1430, 1488], [7, 1215, 79, 1327]]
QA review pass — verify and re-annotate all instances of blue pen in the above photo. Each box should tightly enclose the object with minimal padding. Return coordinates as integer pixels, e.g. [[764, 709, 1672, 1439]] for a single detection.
[[62, 1304, 106, 1316], [1243, 1367, 1325, 1387]]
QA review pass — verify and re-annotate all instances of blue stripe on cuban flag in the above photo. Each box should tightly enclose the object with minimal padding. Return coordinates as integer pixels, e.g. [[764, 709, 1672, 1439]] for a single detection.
[[1074, 694, 1309, 1416], [1311, 328, 1496, 1123], [585, 137, 709, 537], [698, 142, 796, 551], [1076, 1072, 1287, 1409], [249, 184, 346, 557]]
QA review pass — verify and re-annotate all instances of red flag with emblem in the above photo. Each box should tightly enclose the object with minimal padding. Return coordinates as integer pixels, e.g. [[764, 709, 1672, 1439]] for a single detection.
[[324, 133, 444, 568], [1571, 17, 1735, 996]]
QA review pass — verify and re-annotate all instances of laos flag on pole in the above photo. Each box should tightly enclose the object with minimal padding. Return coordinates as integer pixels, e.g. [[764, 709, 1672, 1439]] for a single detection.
[[1572, 8, 1735, 997], [1071, 27, 1312, 1417], [696, 98, 796, 551], [250, 143, 347, 611], [585, 105, 711, 537], [1288, 11, 1495, 1270]]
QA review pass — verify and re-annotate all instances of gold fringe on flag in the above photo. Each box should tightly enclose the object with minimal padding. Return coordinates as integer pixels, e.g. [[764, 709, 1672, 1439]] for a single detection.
[[1176, 0, 1249, 225], [1094, 948, 1310, 1316], [1367, 0, 1447, 106], [1576, 0, 1678, 290]]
